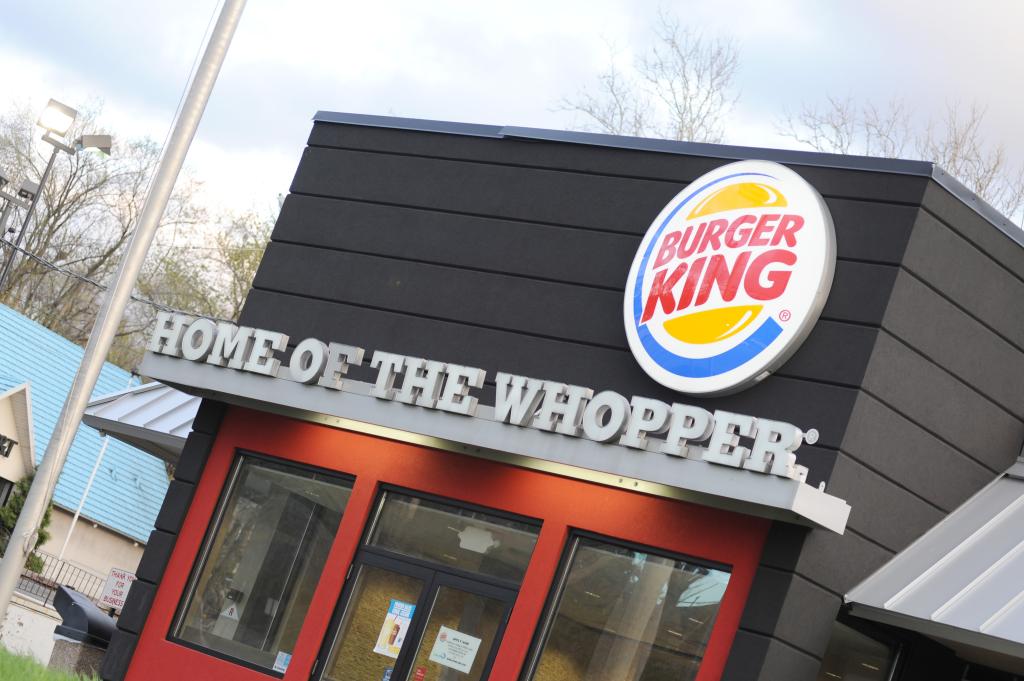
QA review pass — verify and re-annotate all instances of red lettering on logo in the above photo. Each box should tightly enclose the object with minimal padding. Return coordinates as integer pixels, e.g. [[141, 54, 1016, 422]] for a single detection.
[[745, 249, 796, 300], [697, 219, 729, 254], [748, 214, 780, 247], [678, 223, 705, 259], [724, 214, 757, 248], [641, 262, 687, 323], [772, 214, 804, 247], [694, 251, 751, 307], [653, 231, 681, 268]]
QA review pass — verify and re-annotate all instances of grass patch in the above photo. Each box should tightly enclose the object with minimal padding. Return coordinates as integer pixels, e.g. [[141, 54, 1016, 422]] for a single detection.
[[0, 645, 99, 680]]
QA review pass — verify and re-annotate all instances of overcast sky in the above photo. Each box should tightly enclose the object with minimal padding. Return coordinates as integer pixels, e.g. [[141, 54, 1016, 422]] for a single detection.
[[1, 0, 1021, 218]]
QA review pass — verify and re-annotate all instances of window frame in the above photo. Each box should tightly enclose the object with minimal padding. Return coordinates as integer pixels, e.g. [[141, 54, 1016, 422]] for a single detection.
[[359, 484, 544, 591], [312, 487, 540, 680], [519, 529, 733, 681], [167, 449, 356, 677]]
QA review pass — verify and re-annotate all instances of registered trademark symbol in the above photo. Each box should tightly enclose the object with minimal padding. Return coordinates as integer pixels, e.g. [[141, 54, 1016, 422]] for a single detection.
[[779, 310, 792, 322]]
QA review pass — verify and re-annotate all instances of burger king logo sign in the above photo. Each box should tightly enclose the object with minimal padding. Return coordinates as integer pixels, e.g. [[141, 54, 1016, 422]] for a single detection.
[[624, 160, 836, 396]]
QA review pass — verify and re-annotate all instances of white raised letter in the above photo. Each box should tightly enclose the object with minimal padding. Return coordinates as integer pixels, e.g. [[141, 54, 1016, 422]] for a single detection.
[[243, 329, 289, 376], [370, 352, 406, 399], [148, 312, 189, 356], [533, 382, 594, 436], [436, 364, 486, 416], [746, 418, 803, 477], [288, 338, 328, 384], [581, 391, 631, 443], [619, 396, 670, 449], [659, 404, 714, 459], [396, 358, 447, 408], [207, 323, 254, 369], [317, 343, 365, 390], [180, 318, 217, 362], [703, 411, 758, 468], [494, 373, 545, 426]]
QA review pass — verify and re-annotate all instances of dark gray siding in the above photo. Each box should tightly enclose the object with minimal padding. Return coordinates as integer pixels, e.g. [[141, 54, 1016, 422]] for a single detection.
[[100, 402, 225, 681], [114, 118, 1022, 681]]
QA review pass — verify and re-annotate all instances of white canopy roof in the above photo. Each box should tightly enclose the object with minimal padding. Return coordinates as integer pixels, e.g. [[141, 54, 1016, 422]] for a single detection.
[[83, 382, 199, 463], [847, 458, 1024, 674]]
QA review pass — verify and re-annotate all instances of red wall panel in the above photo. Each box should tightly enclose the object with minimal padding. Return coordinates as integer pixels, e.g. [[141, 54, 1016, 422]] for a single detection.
[[127, 406, 769, 681]]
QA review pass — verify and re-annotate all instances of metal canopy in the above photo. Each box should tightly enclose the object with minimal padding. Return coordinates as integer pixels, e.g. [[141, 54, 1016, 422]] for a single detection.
[[83, 382, 199, 463], [847, 459, 1024, 673]]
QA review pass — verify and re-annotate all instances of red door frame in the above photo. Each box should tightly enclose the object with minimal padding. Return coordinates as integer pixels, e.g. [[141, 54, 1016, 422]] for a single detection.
[[127, 406, 769, 681]]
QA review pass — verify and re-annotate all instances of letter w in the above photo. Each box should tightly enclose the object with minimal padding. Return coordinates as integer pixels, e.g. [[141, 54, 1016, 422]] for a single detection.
[[494, 373, 545, 426]]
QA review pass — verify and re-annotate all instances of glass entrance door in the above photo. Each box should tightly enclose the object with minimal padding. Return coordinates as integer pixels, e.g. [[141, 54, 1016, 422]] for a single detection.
[[313, 490, 540, 681]]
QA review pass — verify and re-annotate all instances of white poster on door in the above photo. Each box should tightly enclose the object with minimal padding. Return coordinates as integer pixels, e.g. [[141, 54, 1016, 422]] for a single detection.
[[374, 599, 416, 659], [428, 625, 482, 673]]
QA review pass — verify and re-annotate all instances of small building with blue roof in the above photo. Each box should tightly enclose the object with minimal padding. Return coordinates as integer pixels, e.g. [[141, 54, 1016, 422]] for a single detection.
[[0, 303, 170, 577]]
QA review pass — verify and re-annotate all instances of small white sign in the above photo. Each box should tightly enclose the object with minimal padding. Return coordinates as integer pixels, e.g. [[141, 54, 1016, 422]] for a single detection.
[[428, 625, 482, 673], [273, 651, 292, 673], [98, 568, 136, 612], [220, 603, 241, 621]]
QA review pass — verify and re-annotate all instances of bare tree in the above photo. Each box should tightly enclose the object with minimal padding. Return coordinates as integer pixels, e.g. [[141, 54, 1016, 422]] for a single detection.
[[561, 11, 739, 143], [779, 99, 1024, 222], [0, 102, 274, 369]]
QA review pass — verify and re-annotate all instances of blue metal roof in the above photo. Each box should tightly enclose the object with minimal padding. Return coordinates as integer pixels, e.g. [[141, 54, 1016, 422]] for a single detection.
[[0, 304, 169, 543]]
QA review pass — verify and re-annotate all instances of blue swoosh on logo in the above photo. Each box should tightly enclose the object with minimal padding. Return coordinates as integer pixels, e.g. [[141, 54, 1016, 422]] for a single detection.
[[631, 171, 780, 377]]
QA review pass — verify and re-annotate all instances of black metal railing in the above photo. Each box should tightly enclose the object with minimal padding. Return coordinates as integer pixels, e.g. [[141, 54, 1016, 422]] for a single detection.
[[16, 549, 106, 608]]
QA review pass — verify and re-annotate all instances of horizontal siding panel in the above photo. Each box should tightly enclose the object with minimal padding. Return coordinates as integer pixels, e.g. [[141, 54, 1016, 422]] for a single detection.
[[921, 181, 1024, 279], [306, 123, 932, 205], [826, 453, 945, 553], [884, 270, 1024, 420], [272, 193, 916, 285], [238, 289, 861, 450], [273, 194, 638, 290], [862, 331, 1023, 471], [904, 211, 1024, 351], [291, 146, 678, 235], [841, 393, 995, 512], [253, 244, 897, 349]]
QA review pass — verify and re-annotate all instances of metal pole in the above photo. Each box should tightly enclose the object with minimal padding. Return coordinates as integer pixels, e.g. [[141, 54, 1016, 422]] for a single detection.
[[0, 146, 60, 291], [0, 0, 246, 624], [56, 435, 110, 561], [0, 200, 14, 235]]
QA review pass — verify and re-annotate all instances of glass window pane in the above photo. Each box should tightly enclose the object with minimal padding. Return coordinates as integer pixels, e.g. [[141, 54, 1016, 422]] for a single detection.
[[175, 457, 352, 672], [531, 538, 731, 681], [816, 622, 895, 681], [321, 566, 425, 681], [404, 585, 508, 681], [368, 493, 539, 582]]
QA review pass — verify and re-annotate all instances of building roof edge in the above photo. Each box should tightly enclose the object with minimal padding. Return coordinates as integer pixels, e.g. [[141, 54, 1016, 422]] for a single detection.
[[311, 110, 1023, 248]]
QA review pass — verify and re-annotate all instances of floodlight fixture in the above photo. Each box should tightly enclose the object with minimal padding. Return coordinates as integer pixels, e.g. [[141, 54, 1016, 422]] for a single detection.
[[37, 99, 78, 137], [17, 180, 39, 203], [0, 99, 115, 290], [75, 134, 113, 156]]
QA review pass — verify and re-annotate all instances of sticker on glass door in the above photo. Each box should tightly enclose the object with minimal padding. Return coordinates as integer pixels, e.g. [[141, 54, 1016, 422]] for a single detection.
[[374, 600, 417, 658], [428, 625, 482, 673]]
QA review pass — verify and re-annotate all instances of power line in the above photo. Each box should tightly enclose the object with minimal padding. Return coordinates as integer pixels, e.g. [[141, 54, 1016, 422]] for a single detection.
[[0, 237, 233, 323]]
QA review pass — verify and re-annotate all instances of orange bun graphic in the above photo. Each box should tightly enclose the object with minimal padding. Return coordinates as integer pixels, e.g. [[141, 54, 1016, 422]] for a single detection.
[[687, 181, 787, 220]]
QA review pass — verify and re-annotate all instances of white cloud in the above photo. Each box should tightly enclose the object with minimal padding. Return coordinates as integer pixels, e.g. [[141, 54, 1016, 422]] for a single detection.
[[0, 0, 1021, 220]]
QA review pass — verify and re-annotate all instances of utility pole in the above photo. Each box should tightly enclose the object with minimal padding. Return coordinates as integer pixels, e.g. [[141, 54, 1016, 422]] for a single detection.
[[0, 0, 247, 622]]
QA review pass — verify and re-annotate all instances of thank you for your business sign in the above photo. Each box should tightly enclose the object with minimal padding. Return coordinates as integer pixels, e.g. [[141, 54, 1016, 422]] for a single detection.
[[148, 312, 818, 482]]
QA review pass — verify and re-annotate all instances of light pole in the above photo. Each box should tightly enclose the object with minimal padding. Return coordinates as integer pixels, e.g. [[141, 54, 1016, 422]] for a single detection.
[[0, 0, 246, 625], [0, 173, 32, 236], [0, 99, 113, 291]]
